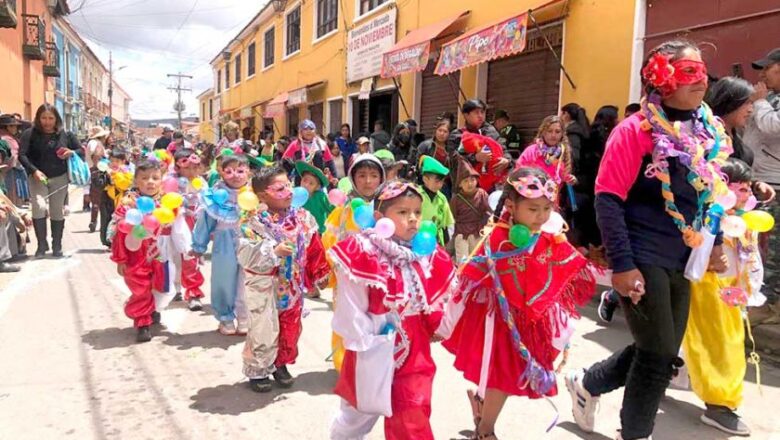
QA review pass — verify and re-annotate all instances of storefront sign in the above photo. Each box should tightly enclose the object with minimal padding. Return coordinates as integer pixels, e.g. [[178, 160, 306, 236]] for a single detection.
[[381, 41, 430, 78], [435, 13, 528, 76], [347, 9, 397, 83], [288, 88, 308, 106]]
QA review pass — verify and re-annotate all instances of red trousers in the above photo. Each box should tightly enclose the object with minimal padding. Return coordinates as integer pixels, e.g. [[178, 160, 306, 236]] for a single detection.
[[275, 300, 303, 367], [178, 255, 205, 300], [123, 265, 160, 328]]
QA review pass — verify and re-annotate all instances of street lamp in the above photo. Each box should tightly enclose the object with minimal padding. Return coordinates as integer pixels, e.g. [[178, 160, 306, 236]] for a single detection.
[[272, 0, 287, 12]]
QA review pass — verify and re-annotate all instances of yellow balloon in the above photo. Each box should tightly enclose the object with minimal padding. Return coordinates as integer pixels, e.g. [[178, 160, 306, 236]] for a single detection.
[[237, 191, 260, 211], [743, 210, 775, 233], [191, 177, 204, 190], [161, 192, 183, 210], [152, 207, 175, 225], [113, 172, 132, 191]]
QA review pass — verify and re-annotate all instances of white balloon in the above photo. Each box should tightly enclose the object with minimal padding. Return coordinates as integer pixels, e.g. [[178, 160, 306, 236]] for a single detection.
[[715, 191, 737, 211], [488, 190, 503, 212], [96, 160, 109, 172], [541, 211, 566, 234], [721, 215, 747, 238]]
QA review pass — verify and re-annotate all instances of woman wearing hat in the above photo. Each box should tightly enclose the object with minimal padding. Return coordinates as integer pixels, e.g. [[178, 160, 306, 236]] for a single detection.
[[18, 104, 82, 258], [85, 126, 109, 231], [0, 114, 29, 206], [282, 119, 337, 179]]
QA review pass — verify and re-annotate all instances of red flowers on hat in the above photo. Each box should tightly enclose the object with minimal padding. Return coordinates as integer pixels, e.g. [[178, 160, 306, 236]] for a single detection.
[[642, 52, 677, 96]]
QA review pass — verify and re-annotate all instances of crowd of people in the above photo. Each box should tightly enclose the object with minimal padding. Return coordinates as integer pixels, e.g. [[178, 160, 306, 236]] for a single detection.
[[0, 41, 779, 440]]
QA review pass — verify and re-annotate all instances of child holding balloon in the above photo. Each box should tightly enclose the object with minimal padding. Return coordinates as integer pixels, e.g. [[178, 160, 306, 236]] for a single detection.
[[419, 156, 454, 246], [437, 167, 596, 439], [329, 179, 456, 440], [237, 166, 330, 392], [681, 158, 773, 435], [111, 160, 177, 343], [192, 154, 251, 336]]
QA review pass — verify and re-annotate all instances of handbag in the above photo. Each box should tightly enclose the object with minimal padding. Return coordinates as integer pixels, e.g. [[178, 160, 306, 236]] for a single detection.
[[62, 132, 90, 186]]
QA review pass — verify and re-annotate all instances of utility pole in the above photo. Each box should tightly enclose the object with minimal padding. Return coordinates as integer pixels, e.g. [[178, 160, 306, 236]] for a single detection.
[[108, 51, 113, 130], [167, 72, 193, 129]]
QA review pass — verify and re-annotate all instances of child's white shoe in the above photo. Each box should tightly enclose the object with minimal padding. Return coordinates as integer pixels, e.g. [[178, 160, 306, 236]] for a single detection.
[[218, 321, 237, 335]]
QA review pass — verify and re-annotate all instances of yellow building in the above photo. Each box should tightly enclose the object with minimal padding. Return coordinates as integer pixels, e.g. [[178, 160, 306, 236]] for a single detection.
[[207, 0, 641, 142], [197, 88, 216, 143]]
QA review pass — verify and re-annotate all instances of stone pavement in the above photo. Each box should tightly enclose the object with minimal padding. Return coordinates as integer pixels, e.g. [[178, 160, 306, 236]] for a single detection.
[[0, 207, 779, 440]]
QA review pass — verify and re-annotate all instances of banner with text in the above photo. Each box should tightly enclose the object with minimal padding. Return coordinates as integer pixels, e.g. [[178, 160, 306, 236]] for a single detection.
[[381, 41, 430, 78], [435, 13, 528, 76], [347, 9, 397, 83]]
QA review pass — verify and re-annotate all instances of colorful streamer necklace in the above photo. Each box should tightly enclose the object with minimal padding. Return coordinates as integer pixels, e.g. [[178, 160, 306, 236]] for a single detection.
[[640, 93, 732, 248]]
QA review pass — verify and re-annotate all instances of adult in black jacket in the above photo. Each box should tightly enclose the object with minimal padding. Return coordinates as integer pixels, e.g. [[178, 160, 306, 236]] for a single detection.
[[448, 99, 509, 188], [153, 126, 173, 150], [19, 104, 82, 258]]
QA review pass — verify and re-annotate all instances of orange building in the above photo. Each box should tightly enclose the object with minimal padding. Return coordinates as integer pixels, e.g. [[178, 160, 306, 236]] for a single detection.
[[0, 0, 70, 119]]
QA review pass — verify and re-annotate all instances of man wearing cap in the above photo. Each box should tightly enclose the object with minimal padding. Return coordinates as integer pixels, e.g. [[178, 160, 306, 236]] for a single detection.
[[493, 109, 523, 158], [419, 156, 454, 246], [744, 48, 780, 300], [448, 99, 510, 183], [154, 126, 173, 151]]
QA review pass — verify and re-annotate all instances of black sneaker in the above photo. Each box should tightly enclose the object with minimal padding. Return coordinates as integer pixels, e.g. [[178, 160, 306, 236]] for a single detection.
[[598, 290, 618, 323], [272, 365, 295, 388], [88, 222, 96, 233], [701, 405, 750, 436], [151, 311, 161, 325], [249, 377, 273, 393], [136, 326, 152, 343], [173, 292, 183, 302]]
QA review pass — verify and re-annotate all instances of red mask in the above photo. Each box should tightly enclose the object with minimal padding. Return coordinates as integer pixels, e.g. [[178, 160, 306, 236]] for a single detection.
[[671, 59, 707, 86]]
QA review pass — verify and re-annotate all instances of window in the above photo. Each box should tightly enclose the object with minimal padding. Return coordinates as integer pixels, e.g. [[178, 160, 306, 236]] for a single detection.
[[247, 43, 256, 76], [225, 62, 230, 89], [235, 53, 241, 83], [209, 99, 213, 120], [286, 5, 301, 56], [359, 0, 387, 15], [202, 102, 206, 120], [316, 0, 338, 38], [328, 99, 343, 134], [264, 27, 275, 67], [217, 70, 222, 93]]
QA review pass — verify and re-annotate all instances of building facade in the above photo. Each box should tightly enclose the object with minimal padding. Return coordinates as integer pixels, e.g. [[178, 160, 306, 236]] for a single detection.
[[197, 88, 216, 143], [0, 0, 70, 119], [51, 19, 83, 135], [205, 0, 639, 142]]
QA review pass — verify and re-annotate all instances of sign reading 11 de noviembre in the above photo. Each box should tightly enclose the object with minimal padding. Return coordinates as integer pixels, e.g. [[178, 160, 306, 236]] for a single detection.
[[347, 8, 397, 84]]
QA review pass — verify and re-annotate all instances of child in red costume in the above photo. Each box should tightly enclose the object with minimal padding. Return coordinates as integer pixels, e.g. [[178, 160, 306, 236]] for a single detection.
[[111, 160, 175, 343], [329, 180, 457, 440], [168, 148, 206, 311], [236, 166, 330, 393], [438, 167, 596, 439]]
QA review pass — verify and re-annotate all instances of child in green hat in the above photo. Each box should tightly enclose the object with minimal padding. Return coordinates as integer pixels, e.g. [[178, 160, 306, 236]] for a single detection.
[[419, 155, 454, 246], [295, 160, 334, 234]]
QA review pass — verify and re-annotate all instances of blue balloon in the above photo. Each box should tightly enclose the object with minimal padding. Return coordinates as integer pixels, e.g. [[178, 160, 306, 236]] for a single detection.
[[411, 231, 437, 256], [212, 188, 230, 205], [178, 177, 189, 189], [125, 208, 143, 226], [353, 205, 376, 229], [291, 187, 309, 209], [136, 196, 155, 214]]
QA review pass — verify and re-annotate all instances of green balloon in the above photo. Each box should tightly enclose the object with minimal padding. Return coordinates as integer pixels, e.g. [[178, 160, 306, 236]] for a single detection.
[[509, 224, 532, 248], [132, 224, 147, 240], [419, 220, 437, 236], [350, 198, 366, 210], [220, 148, 234, 157], [338, 177, 353, 194]]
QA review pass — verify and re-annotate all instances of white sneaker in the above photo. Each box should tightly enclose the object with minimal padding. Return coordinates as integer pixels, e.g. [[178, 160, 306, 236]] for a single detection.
[[236, 319, 249, 335], [566, 369, 599, 433], [187, 298, 203, 311], [218, 321, 236, 335]]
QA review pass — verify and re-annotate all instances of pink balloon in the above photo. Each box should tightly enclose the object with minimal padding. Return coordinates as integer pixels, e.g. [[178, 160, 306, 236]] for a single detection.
[[125, 234, 142, 252], [142, 215, 161, 234], [117, 220, 133, 234], [374, 218, 396, 239], [744, 195, 758, 212], [715, 191, 737, 210], [328, 189, 347, 206], [162, 177, 179, 193]]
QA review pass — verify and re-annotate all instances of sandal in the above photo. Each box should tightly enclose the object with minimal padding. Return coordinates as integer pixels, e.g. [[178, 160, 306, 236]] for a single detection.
[[472, 432, 497, 439]]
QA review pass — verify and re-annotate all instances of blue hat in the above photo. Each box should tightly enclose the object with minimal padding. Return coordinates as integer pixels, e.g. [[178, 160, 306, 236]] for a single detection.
[[299, 119, 316, 130]]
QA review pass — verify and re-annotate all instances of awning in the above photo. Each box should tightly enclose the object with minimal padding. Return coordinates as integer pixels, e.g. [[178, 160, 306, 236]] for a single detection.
[[288, 81, 327, 107], [434, 12, 529, 76], [219, 107, 237, 116], [263, 92, 288, 118], [380, 11, 469, 78]]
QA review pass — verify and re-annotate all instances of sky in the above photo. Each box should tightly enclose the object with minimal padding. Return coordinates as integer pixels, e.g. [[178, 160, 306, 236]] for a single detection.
[[67, 0, 268, 120]]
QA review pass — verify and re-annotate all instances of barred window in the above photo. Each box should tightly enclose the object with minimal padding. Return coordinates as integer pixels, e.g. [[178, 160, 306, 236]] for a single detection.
[[359, 0, 387, 15], [264, 27, 275, 67], [247, 43, 256, 76], [286, 5, 301, 56], [317, 0, 338, 38]]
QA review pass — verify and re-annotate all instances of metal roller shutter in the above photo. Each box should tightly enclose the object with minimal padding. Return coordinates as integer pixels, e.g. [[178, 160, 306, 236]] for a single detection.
[[419, 61, 460, 137], [486, 24, 562, 143]]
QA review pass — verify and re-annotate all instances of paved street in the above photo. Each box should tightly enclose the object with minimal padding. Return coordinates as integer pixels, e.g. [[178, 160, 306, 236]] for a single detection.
[[1, 202, 779, 440]]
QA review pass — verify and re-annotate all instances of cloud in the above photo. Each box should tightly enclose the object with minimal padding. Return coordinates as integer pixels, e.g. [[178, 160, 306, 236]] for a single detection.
[[67, 0, 268, 120]]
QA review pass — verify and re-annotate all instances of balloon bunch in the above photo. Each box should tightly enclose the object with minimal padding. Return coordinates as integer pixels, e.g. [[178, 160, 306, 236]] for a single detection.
[[714, 190, 775, 238], [347, 197, 438, 256], [162, 175, 205, 194], [96, 159, 133, 191], [118, 194, 182, 251]]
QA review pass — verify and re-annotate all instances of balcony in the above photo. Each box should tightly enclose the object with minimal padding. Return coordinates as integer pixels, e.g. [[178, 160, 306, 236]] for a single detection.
[[22, 14, 44, 60], [43, 41, 60, 77], [67, 80, 74, 100], [0, 0, 17, 28]]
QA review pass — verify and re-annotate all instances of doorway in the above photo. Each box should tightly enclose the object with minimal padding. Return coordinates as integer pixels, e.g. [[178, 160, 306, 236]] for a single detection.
[[351, 90, 398, 137]]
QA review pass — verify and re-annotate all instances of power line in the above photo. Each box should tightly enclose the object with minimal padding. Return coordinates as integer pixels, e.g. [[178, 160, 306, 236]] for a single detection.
[[164, 0, 200, 53], [167, 73, 193, 129]]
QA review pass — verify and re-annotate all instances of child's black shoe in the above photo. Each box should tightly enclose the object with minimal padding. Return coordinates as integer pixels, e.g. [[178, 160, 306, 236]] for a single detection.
[[152, 311, 161, 325], [273, 365, 295, 388], [136, 326, 152, 343], [249, 377, 272, 393]]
